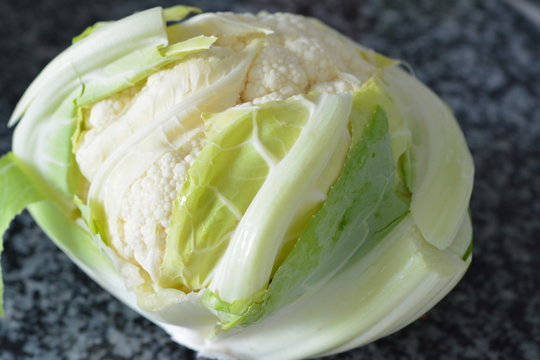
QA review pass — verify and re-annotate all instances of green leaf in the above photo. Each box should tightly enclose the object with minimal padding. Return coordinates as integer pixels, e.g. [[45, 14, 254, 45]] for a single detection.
[[0, 155, 140, 320], [160, 98, 310, 290], [0, 153, 49, 316]]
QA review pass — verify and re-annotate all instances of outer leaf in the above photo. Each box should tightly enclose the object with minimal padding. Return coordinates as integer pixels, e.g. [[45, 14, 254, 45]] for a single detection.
[[382, 67, 474, 249], [70, 5, 200, 44], [0, 154, 48, 316]]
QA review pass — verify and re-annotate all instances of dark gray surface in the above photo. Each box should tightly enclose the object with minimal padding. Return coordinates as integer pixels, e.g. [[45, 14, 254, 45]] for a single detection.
[[1, 0, 539, 359]]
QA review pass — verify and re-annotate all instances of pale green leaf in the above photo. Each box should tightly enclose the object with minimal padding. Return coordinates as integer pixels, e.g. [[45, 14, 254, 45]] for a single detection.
[[160, 99, 310, 290], [0, 154, 49, 316], [382, 67, 474, 249]]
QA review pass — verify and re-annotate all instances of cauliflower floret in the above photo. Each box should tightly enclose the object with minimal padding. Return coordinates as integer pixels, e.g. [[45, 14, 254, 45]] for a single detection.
[[242, 45, 308, 103], [236, 12, 375, 103], [87, 86, 139, 129], [78, 86, 139, 157], [115, 139, 203, 280], [283, 37, 338, 85]]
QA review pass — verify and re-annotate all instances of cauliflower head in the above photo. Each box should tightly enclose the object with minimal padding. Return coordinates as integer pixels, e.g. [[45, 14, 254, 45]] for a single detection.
[[74, 11, 376, 289]]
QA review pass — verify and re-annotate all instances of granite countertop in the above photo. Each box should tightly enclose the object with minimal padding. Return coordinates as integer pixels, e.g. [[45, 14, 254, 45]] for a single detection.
[[1, 0, 539, 359]]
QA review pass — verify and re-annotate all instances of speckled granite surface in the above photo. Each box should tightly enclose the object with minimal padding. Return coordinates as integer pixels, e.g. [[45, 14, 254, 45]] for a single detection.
[[1, 0, 539, 359]]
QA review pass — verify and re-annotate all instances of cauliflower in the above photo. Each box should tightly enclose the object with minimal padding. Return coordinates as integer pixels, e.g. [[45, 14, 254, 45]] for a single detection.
[[2, 6, 474, 359]]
